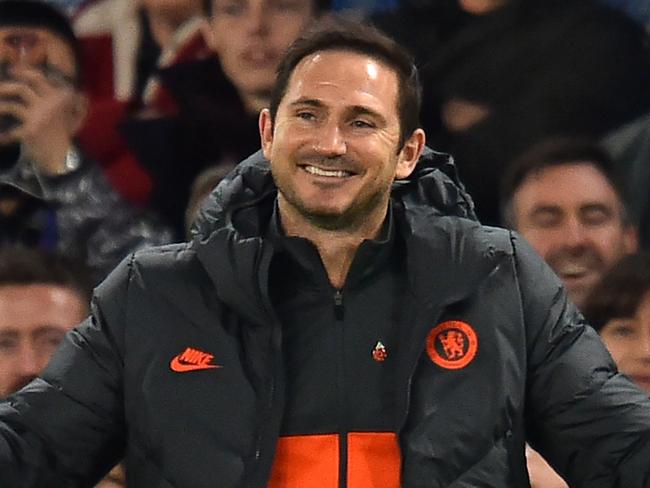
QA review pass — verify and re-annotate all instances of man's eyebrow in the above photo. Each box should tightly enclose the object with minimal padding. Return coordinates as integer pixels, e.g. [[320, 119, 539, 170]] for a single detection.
[[288, 98, 325, 109], [347, 105, 387, 124], [33, 326, 67, 338]]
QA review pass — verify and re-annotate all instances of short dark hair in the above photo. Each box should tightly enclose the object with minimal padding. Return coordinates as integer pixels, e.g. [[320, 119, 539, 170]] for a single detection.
[[0, 247, 92, 305], [203, 0, 332, 16], [582, 252, 650, 332], [269, 15, 422, 149], [500, 137, 631, 227], [0, 0, 82, 85]]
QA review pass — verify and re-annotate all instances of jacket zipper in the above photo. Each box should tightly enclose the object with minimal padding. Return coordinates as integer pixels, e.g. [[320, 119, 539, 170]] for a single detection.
[[250, 242, 285, 487], [334, 289, 347, 488]]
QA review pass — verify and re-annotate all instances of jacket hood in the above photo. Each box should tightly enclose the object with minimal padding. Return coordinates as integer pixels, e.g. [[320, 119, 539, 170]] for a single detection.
[[191, 147, 476, 243]]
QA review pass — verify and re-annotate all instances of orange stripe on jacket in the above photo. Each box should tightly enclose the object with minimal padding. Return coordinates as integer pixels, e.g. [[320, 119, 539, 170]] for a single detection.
[[269, 433, 400, 487]]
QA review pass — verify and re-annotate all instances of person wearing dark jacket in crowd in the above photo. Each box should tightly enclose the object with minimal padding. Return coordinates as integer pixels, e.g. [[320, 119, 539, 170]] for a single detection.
[[2, 17, 650, 488], [0, 0, 172, 282], [390, 0, 650, 225]]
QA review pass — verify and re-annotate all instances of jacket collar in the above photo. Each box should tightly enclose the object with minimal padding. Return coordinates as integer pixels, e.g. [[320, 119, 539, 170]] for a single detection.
[[193, 149, 500, 318]]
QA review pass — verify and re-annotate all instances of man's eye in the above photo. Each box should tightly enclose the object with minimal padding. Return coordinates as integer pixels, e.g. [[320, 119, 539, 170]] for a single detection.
[[0, 339, 17, 351], [352, 120, 373, 129], [530, 210, 561, 228], [582, 208, 611, 226], [611, 325, 635, 338], [297, 112, 315, 121], [604, 319, 636, 339]]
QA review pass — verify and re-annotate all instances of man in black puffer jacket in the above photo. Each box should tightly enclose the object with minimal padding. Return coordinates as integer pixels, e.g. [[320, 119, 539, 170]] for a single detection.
[[1, 16, 650, 488]]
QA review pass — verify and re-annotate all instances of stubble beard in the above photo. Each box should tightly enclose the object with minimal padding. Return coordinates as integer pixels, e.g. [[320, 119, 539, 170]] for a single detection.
[[277, 181, 391, 233]]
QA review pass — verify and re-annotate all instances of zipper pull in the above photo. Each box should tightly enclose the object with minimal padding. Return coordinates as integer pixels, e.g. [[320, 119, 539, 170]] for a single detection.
[[334, 290, 344, 320]]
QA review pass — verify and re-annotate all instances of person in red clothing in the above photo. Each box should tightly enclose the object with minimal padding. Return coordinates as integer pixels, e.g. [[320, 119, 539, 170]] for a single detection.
[[76, 0, 330, 237], [73, 0, 210, 206]]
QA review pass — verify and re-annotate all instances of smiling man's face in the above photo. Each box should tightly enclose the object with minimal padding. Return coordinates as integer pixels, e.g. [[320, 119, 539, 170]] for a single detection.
[[512, 162, 638, 308], [260, 49, 418, 232]]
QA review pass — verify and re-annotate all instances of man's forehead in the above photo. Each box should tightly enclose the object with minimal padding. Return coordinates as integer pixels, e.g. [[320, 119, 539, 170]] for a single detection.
[[0, 285, 86, 333], [0, 284, 84, 310], [283, 49, 399, 106], [512, 161, 626, 217], [519, 162, 620, 200], [292, 49, 392, 78]]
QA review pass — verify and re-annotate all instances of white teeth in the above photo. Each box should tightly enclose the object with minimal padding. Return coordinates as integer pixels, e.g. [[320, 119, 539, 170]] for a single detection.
[[304, 165, 350, 178], [558, 263, 588, 276]]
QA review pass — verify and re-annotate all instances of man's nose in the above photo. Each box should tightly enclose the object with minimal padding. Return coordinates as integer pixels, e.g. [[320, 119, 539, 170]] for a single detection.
[[315, 122, 347, 156], [563, 217, 589, 249], [15, 343, 45, 379], [247, 6, 270, 35]]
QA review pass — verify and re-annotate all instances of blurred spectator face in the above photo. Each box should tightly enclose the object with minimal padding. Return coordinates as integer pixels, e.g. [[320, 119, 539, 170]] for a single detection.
[[0, 26, 84, 147], [206, 0, 317, 110], [0, 26, 77, 86], [512, 162, 638, 308], [0, 284, 87, 397], [599, 290, 650, 393]]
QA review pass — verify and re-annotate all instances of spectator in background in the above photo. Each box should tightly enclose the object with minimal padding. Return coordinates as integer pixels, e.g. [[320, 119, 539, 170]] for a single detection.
[[72, 0, 211, 206], [408, 0, 650, 225], [584, 252, 650, 394], [75, 0, 331, 237], [0, 247, 90, 399], [0, 246, 126, 488], [500, 138, 640, 488], [121, 0, 330, 236], [0, 0, 172, 282], [500, 138, 638, 310]]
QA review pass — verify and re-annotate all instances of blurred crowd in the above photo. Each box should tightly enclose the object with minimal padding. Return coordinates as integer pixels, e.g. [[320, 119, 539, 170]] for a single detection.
[[1, 0, 650, 486]]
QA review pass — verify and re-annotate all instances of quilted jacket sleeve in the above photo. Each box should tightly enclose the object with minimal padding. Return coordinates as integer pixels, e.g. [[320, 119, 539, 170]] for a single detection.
[[0, 254, 133, 487], [515, 234, 650, 487]]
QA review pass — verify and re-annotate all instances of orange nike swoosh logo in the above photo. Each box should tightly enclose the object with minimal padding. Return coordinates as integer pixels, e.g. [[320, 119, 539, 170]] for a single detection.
[[170, 356, 221, 372]]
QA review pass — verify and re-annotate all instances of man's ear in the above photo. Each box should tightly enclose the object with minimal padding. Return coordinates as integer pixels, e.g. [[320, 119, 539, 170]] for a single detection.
[[395, 128, 426, 179], [259, 108, 274, 160]]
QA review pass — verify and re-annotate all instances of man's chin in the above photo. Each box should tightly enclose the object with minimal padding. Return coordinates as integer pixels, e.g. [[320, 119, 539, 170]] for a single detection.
[[303, 207, 352, 231], [565, 279, 596, 309]]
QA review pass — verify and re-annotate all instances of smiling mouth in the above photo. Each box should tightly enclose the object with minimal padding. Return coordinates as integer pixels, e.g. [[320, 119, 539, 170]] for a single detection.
[[302, 165, 354, 178], [555, 262, 594, 281]]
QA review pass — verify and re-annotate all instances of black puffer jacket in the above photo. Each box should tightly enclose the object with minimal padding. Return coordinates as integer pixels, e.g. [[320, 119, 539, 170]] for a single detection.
[[1, 150, 649, 487]]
